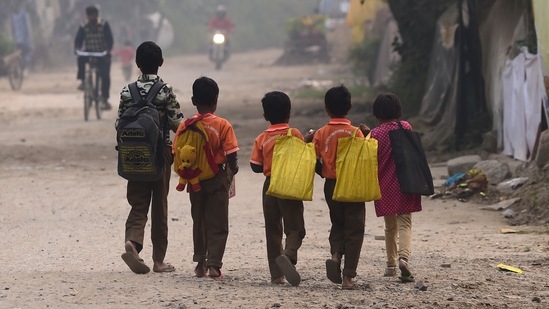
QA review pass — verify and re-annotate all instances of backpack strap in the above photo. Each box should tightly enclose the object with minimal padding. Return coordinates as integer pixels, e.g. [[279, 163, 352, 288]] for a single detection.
[[145, 82, 166, 104], [128, 81, 166, 107], [128, 82, 143, 106]]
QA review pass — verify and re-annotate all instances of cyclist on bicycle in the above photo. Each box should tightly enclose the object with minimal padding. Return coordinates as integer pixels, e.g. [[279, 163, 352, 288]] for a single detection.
[[74, 5, 114, 110]]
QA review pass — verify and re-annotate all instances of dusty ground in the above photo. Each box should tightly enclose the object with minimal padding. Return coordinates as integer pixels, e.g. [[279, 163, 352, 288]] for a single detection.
[[0, 49, 548, 309]]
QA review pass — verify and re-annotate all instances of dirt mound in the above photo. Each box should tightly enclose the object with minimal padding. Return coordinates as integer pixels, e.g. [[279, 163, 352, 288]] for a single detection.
[[508, 165, 549, 226]]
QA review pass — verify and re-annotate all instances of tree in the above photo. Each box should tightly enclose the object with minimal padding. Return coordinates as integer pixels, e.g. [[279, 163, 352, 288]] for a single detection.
[[387, 0, 455, 115]]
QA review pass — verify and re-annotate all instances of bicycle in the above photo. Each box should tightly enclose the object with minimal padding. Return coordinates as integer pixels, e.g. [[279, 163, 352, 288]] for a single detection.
[[0, 48, 24, 91], [75, 50, 108, 121]]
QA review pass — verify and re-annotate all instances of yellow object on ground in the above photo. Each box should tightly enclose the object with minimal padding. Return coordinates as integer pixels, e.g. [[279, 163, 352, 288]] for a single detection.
[[497, 263, 523, 274]]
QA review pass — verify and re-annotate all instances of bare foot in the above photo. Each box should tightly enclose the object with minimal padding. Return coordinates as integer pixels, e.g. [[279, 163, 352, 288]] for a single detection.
[[195, 262, 206, 278], [332, 252, 342, 264], [341, 276, 356, 290], [152, 261, 175, 273], [271, 276, 285, 285], [208, 266, 224, 281]]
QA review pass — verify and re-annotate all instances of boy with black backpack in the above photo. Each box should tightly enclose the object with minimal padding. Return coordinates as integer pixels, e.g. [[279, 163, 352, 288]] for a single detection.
[[116, 41, 184, 274]]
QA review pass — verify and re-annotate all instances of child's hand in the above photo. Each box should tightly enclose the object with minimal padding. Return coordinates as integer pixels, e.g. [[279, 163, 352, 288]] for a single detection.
[[304, 129, 315, 143], [359, 124, 370, 136]]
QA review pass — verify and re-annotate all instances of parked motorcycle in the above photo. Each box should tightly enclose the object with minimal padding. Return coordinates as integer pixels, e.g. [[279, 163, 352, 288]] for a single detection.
[[209, 30, 229, 70]]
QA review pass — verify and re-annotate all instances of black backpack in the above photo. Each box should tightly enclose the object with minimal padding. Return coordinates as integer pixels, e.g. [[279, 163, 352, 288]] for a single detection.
[[389, 121, 434, 196], [116, 81, 166, 181]]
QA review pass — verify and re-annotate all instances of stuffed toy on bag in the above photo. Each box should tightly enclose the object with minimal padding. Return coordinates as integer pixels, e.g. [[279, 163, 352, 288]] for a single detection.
[[175, 145, 202, 192]]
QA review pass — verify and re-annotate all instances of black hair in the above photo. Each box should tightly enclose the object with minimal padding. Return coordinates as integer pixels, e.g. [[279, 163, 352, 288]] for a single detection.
[[85, 5, 98, 16], [324, 85, 351, 117], [192, 76, 219, 106], [372, 92, 402, 120], [135, 41, 163, 74], [261, 91, 291, 124]]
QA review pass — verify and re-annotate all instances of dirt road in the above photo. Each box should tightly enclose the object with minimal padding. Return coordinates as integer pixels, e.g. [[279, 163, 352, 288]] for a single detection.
[[0, 49, 548, 309]]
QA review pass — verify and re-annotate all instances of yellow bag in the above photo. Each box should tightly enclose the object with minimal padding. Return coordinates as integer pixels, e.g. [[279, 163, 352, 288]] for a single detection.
[[172, 117, 219, 192], [333, 131, 381, 202], [267, 129, 316, 201]]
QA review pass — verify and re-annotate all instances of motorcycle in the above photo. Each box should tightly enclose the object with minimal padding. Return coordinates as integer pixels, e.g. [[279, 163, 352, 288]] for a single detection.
[[209, 30, 229, 70]]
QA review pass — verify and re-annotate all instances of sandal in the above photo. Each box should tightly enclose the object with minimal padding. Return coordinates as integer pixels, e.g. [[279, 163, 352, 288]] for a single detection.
[[275, 255, 301, 287], [384, 266, 398, 277], [399, 258, 415, 283], [325, 259, 343, 284]]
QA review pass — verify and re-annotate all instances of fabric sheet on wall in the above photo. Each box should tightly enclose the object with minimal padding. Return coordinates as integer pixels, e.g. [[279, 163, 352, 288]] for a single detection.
[[502, 47, 545, 161]]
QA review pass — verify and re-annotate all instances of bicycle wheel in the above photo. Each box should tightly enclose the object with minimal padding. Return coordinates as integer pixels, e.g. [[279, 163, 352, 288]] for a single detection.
[[8, 59, 24, 90], [84, 72, 93, 121], [94, 71, 102, 120]]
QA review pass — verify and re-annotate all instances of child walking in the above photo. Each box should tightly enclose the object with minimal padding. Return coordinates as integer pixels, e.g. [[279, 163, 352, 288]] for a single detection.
[[308, 85, 365, 289], [179, 76, 239, 280], [250, 91, 306, 287], [117, 41, 184, 274], [366, 93, 422, 282]]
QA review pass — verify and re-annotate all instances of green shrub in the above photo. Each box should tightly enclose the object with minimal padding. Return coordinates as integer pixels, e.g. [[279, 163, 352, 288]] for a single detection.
[[347, 37, 381, 85]]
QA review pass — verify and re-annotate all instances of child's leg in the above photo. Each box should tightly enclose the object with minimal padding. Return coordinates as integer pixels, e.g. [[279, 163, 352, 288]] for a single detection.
[[125, 180, 153, 253], [324, 180, 345, 255], [341, 202, 365, 279], [324, 180, 345, 284], [189, 190, 207, 264], [150, 153, 171, 263], [279, 199, 305, 263], [203, 172, 229, 275], [397, 213, 412, 261], [263, 179, 284, 280], [150, 159, 175, 272], [384, 215, 398, 267]]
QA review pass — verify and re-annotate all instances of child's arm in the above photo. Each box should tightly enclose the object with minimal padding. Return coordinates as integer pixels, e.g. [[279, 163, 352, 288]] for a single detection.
[[162, 84, 184, 131], [359, 124, 371, 136], [227, 152, 239, 175], [250, 163, 263, 173], [315, 159, 324, 178], [303, 128, 315, 143]]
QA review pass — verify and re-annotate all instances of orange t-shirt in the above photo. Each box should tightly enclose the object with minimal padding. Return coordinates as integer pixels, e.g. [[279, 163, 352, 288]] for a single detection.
[[250, 124, 304, 176], [312, 118, 363, 179], [192, 113, 239, 164]]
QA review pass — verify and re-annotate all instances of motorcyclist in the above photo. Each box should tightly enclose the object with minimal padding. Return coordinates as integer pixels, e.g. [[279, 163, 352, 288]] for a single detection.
[[74, 5, 114, 110], [208, 5, 234, 35]]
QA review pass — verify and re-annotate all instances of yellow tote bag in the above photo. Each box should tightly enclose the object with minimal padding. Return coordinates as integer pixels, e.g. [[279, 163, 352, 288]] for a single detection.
[[333, 131, 381, 202], [267, 129, 316, 201]]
